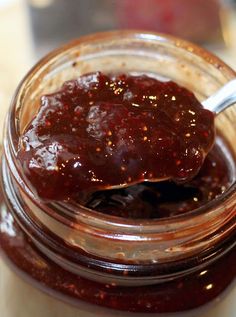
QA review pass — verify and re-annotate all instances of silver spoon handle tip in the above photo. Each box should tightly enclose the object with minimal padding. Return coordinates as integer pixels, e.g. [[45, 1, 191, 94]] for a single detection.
[[202, 79, 236, 114]]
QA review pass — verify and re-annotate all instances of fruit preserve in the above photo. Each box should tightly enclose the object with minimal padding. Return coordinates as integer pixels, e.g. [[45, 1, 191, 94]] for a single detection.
[[0, 31, 236, 316], [18, 72, 215, 202]]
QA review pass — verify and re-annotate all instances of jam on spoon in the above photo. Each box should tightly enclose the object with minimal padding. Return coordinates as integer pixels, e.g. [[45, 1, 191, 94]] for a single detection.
[[18, 72, 215, 203]]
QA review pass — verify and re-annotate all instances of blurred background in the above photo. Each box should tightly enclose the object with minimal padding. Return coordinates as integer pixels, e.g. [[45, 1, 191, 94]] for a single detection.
[[1, 0, 236, 138]]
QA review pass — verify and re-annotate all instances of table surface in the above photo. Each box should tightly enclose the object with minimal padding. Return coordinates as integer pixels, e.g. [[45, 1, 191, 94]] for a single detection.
[[0, 1, 236, 316]]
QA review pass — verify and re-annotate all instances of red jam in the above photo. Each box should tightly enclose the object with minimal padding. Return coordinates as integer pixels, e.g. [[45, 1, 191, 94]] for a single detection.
[[85, 143, 232, 218], [0, 71, 235, 314], [18, 72, 215, 203]]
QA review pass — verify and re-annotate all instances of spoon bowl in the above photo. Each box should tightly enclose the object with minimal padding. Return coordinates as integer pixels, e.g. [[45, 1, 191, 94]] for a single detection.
[[106, 79, 235, 191]]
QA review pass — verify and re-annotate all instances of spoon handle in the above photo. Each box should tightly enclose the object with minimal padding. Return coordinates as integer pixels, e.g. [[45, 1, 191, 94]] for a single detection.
[[202, 79, 236, 114]]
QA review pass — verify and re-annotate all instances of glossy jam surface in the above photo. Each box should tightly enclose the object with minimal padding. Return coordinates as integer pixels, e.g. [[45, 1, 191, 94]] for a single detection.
[[84, 142, 232, 218], [18, 72, 215, 201], [3, 72, 234, 313]]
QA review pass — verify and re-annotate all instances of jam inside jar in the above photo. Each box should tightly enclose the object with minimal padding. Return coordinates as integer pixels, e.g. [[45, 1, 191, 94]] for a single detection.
[[17, 71, 215, 202], [0, 31, 236, 315]]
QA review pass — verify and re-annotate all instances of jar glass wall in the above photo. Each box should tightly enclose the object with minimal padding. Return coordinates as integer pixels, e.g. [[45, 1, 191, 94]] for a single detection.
[[0, 31, 236, 316]]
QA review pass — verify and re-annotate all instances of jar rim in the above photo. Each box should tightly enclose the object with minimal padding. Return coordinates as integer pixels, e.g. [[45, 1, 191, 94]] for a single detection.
[[5, 29, 236, 231]]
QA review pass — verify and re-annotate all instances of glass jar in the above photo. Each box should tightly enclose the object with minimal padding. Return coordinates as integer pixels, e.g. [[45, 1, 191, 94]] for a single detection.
[[0, 31, 235, 317]]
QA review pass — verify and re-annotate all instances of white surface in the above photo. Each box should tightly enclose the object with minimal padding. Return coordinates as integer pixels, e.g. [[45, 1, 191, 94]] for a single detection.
[[0, 0, 18, 9], [0, 0, 32, 139]]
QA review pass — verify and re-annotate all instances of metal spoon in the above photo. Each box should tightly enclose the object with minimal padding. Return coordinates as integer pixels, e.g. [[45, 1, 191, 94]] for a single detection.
[[202, 79, 236, 114]]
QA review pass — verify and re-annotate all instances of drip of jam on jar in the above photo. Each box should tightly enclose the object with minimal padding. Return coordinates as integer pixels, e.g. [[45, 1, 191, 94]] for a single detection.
[[18, 72, 215, 202]]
